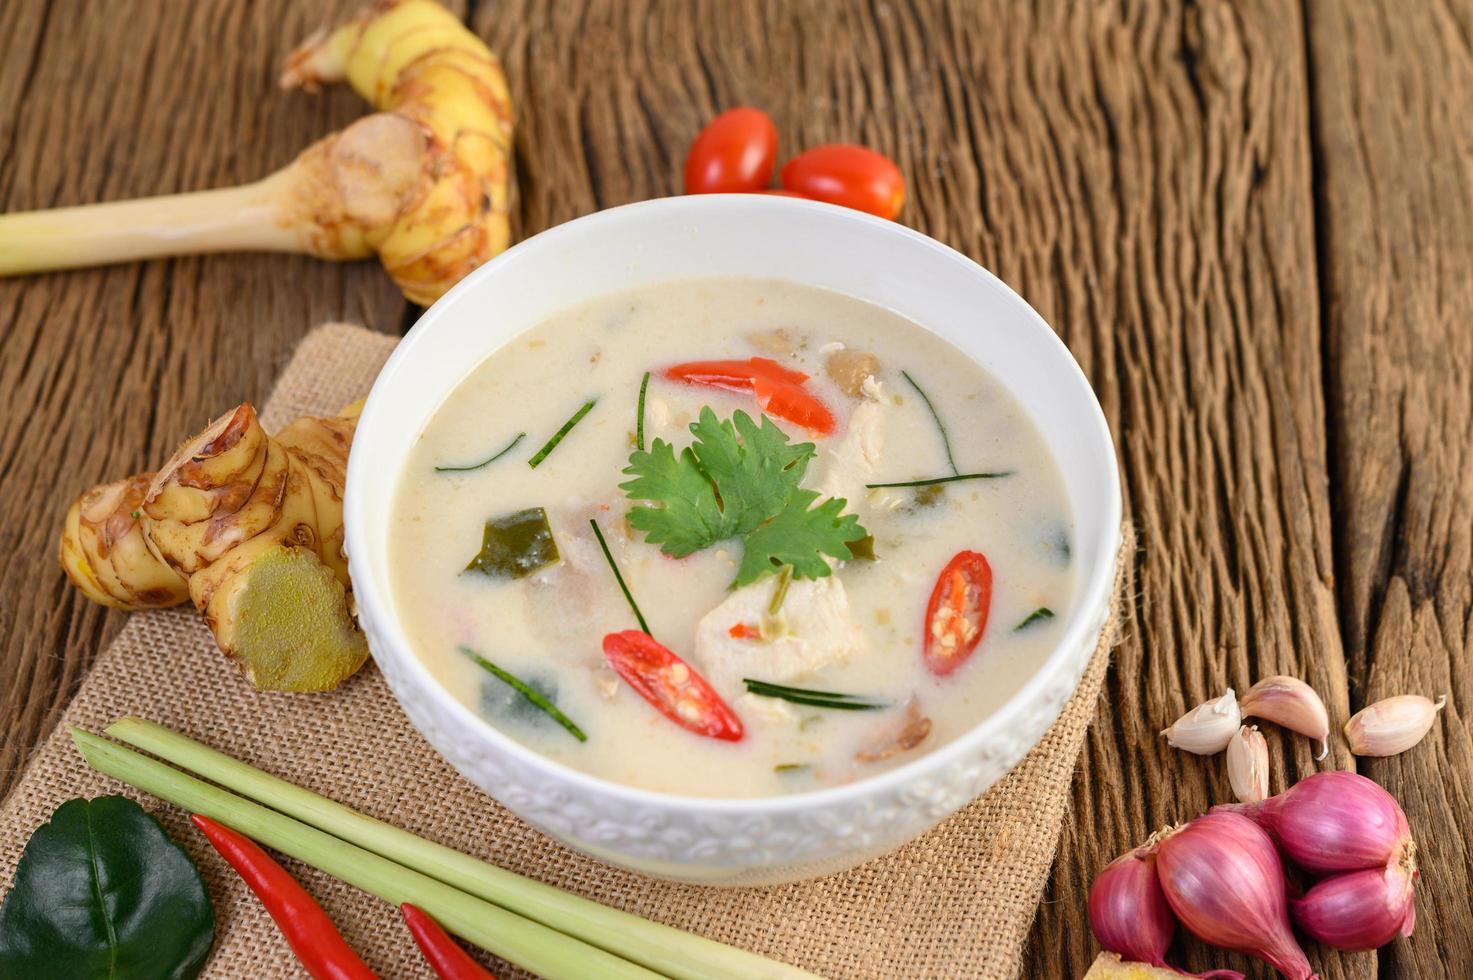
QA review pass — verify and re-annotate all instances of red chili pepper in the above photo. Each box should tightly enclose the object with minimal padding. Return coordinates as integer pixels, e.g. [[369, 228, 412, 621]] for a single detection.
[[191, 814, 376, 980], [728, 622, 759, 639], [664, 356, 809, 391], [602, 630, 744, 740], [752, 375, 836, 435], [401, 904, 496, 980], [921, 550, 992, 676], [664, 357, 835, 435]]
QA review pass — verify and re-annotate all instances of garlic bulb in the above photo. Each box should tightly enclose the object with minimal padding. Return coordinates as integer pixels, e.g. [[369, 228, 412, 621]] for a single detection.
[[1161, 689, 1241, 755]]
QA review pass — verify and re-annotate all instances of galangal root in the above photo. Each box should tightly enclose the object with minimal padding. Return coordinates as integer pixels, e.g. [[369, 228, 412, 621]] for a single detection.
[[0, 0, 512, 304], [60, 404, 368, 692]]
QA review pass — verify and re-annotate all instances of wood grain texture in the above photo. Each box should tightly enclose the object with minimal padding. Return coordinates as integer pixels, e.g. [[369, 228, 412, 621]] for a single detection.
[[2, 0, 1470, 976], [1309, 0, 1473, 975], [0, 0, 410, 788]]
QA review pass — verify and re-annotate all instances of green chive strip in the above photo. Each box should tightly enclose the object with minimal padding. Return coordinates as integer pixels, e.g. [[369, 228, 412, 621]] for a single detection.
[[459, 647, 587, 742], [1015, 607, 1056, 631], [743, 679, 889, 711], [902, 369, 959, 476], [767, 565, 793, 615], [865, 471, 1014, 489], [435, 432, 527, 473], [529, 398, 597, 468], [590, 518, 650, 635], [774, 764, 810, 774], [635, 372, 650, 452]]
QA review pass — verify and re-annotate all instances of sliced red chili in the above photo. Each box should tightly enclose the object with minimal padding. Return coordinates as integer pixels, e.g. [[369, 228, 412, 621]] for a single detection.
[[664, 356, 809, 391], [753, 375, 836, 436], [401, 904, 496, 980], [922, 550, 992, 676], [602, 630, 744, 740], [192, 814, 377, 980]]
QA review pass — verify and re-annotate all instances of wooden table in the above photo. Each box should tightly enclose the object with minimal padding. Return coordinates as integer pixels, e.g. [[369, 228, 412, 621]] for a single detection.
[[2, 2, 1468, 976]]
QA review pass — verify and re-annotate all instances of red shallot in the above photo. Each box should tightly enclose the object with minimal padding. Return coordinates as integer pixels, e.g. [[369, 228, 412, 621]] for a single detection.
[[1088, 846, 1244, 979], [1290, 855, 1418, 951], [1214, 770, 1411, 875], [1154, 812, 1317, 980]]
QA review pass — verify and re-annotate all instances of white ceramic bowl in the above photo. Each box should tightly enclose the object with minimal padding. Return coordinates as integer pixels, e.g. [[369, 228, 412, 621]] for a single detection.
[[345, 195, 1121, 886]]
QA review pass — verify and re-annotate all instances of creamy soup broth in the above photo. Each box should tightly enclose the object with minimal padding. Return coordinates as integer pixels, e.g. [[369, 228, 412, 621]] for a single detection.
[[388, 278, 1075, 797]]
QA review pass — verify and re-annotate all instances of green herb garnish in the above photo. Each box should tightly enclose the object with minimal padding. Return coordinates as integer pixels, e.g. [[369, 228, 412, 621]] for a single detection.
[[846, 534, 877, 561], [774, 764, 810, 774], [589, 518, 650, 634], [528, 398, 597, 468], [460, 646, 587, 742], [622, 407, 868, 588], [767, 565, 793, 615], [902, 369, 959, 476], [635, 371, 650, 452], [1015, 607, 1055, 631], [465, 507, 559, 578], [435, 431, 527, 472], [865, 471, 1013, 489], [743, 679, 889, 711]]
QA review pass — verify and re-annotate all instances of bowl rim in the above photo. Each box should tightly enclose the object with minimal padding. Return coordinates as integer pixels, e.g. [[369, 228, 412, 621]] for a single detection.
[[346, 194, 1122, 815]]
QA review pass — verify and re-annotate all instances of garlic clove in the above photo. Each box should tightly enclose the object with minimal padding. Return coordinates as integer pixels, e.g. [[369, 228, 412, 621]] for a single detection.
[[1161, 689, 1241, 755], [1344, 694, 1448, 757], [1240, 675, 1330, 760], [1227, 725, 1270, 803]]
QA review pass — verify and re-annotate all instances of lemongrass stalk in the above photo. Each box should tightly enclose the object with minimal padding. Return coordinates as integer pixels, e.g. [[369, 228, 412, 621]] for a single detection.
[[71, 729, 662, 980], [106, 717, 819, 980], [0, 174, 305, 276]]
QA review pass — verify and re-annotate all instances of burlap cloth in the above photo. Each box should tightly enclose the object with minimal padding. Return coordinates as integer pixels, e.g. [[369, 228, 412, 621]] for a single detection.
[[0, 324, 1130, 979]]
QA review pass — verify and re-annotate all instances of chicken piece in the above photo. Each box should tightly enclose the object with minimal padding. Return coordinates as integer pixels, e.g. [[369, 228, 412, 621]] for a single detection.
[[693, 575, 867, 701], [814, 383, 904, 516]]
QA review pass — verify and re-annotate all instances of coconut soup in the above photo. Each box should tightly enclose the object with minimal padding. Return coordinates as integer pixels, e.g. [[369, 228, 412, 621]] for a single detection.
[[388, 278, 1075, 798]]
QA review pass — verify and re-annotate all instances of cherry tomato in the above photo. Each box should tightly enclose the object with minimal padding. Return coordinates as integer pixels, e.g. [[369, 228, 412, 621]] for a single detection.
[[922, 551, 992, 676], [753, 375, 836, 436], [684, 108, 779, 194], [780, 144, 905, 219], [752, 189, 808, 197], [602, 630, 744, 741], [664, 356, 809, 391]]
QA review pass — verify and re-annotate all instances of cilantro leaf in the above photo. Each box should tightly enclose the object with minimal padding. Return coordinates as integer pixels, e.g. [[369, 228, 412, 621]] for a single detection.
[[733, 490, 869, 587], [621, 439, 726, 556], [688, 409, 814, 536], [622, 408, 814, 553], [620, 406, 866, 588]]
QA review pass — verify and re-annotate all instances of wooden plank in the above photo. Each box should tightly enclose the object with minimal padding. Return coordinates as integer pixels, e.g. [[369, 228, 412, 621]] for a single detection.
[[0, 0, 409, 792], [1308, 0, 1473, 975], [475, 1, 1357, 975], [973, 2, 1362, 975], [7, 0, 1460, 975]]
